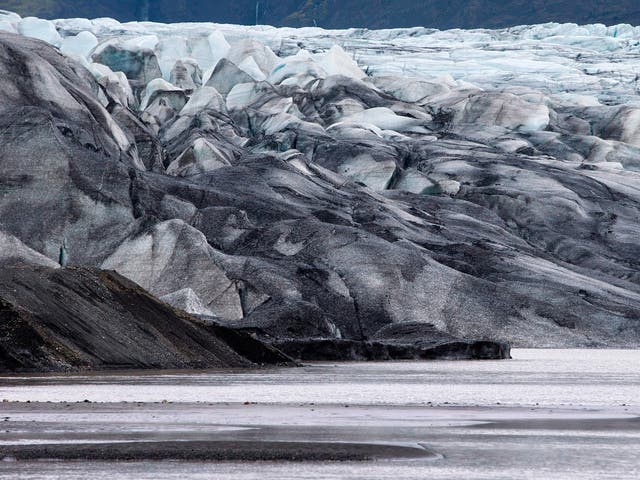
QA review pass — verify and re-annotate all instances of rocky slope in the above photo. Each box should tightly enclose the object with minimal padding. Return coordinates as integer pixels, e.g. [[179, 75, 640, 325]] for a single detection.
[[2, 1, 639, 29], [0, 265, 293, 373], [0, 13, 639, 350]]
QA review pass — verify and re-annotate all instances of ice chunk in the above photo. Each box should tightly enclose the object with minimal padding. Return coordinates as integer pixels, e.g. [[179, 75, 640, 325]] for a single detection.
[[156, 35, 189, 79], [180, 86, 226, 116], [261, 113, 324, 136], [237, 56, 267, 81], [188, 31, 230, 73], [139, 78, 185, 111], [316, 45, 366, 80], [18, 17, 62, 47], [593, 107, 640, 148], [60, 31, 98, 60], [206, 31, 231, 70], [160, 288, 215, 317], [89, 63, 135, 108], [0, 231, 59, 268], [437, 179, 461, 195], [395, 169, 438, 194], [373, 76, 451, 103], [0, 11, 20, 33], [496, 139, 531, 153], [226, 38, 278, 78], [269, 56, 328, 86], [452, 93, 550, 132], [226, 82, 262, 110], [0, 21, 15, 33], [122, 35, 158, 51], [0, 10, 20, 24], [205, 58, 254, 97], [102, 220, 242, 321], [166, 138, 233, 177], [543, 35, 621, 52], [337, 154, 397, 191], [327, 121, 384, 140], [92, 39, 162, 85], [170, 59, 202, 91], [87, 17, 123, 34], [54, 17, 93, 31]]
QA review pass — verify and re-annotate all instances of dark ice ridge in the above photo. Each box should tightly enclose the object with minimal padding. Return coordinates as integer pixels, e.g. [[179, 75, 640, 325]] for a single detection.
[[0, 24, 638, 364]]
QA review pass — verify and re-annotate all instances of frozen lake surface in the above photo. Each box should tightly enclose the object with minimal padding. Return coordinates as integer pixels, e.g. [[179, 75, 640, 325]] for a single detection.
[[0, 349, 639, 479]]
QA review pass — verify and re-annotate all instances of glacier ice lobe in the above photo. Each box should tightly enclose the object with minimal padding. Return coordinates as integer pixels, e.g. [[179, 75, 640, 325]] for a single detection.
[[1, 17, 640, 350], [0, 32, 142, 264], [101, 220, 244, 321]]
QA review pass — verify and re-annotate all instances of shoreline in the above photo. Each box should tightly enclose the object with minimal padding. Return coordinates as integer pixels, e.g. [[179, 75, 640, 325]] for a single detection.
[[1, 350, 638, 407], [1, 348, 639, 379]]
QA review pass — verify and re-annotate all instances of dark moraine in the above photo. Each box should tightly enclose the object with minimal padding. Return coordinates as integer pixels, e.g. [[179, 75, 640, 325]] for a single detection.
[[0, 265, 293, 373]]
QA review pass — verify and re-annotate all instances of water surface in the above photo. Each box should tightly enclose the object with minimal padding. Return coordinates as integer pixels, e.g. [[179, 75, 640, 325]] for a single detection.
[[1, 349, 638, 479]]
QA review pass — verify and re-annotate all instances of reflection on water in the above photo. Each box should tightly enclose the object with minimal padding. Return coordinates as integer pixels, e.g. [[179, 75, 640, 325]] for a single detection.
[[0, 349, 639, 480]]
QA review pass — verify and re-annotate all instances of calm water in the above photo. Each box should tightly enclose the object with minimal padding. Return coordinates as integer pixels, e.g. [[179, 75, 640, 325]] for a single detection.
[[0, 349, 639, 479]]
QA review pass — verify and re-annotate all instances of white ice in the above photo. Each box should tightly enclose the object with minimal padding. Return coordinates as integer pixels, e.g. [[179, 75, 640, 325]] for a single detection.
[[18, 17, 62, 47]]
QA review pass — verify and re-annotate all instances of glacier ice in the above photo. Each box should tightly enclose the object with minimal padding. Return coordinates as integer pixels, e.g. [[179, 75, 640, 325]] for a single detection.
[[101, 219, 244, 321], [18, 17, 62, 46], [337, 107, 424, 132], [2, 13, 640, 346], [60, 31, 98, 60], [166, 137, 233, 177], [205, 58, 255, 96], [316, 45, 366, 80], [160, 288, 215, 317], [180, 86, 226, 116]]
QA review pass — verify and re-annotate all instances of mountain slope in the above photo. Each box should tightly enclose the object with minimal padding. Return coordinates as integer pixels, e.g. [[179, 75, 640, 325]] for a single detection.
[[1, 0, 640, 28]]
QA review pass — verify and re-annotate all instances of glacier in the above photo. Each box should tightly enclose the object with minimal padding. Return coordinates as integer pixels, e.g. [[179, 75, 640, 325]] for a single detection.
[[1, 10, 640, 351]]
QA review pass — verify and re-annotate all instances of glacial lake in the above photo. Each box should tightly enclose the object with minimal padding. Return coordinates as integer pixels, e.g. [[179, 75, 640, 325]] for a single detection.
[[0, 349, 638, 479]]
